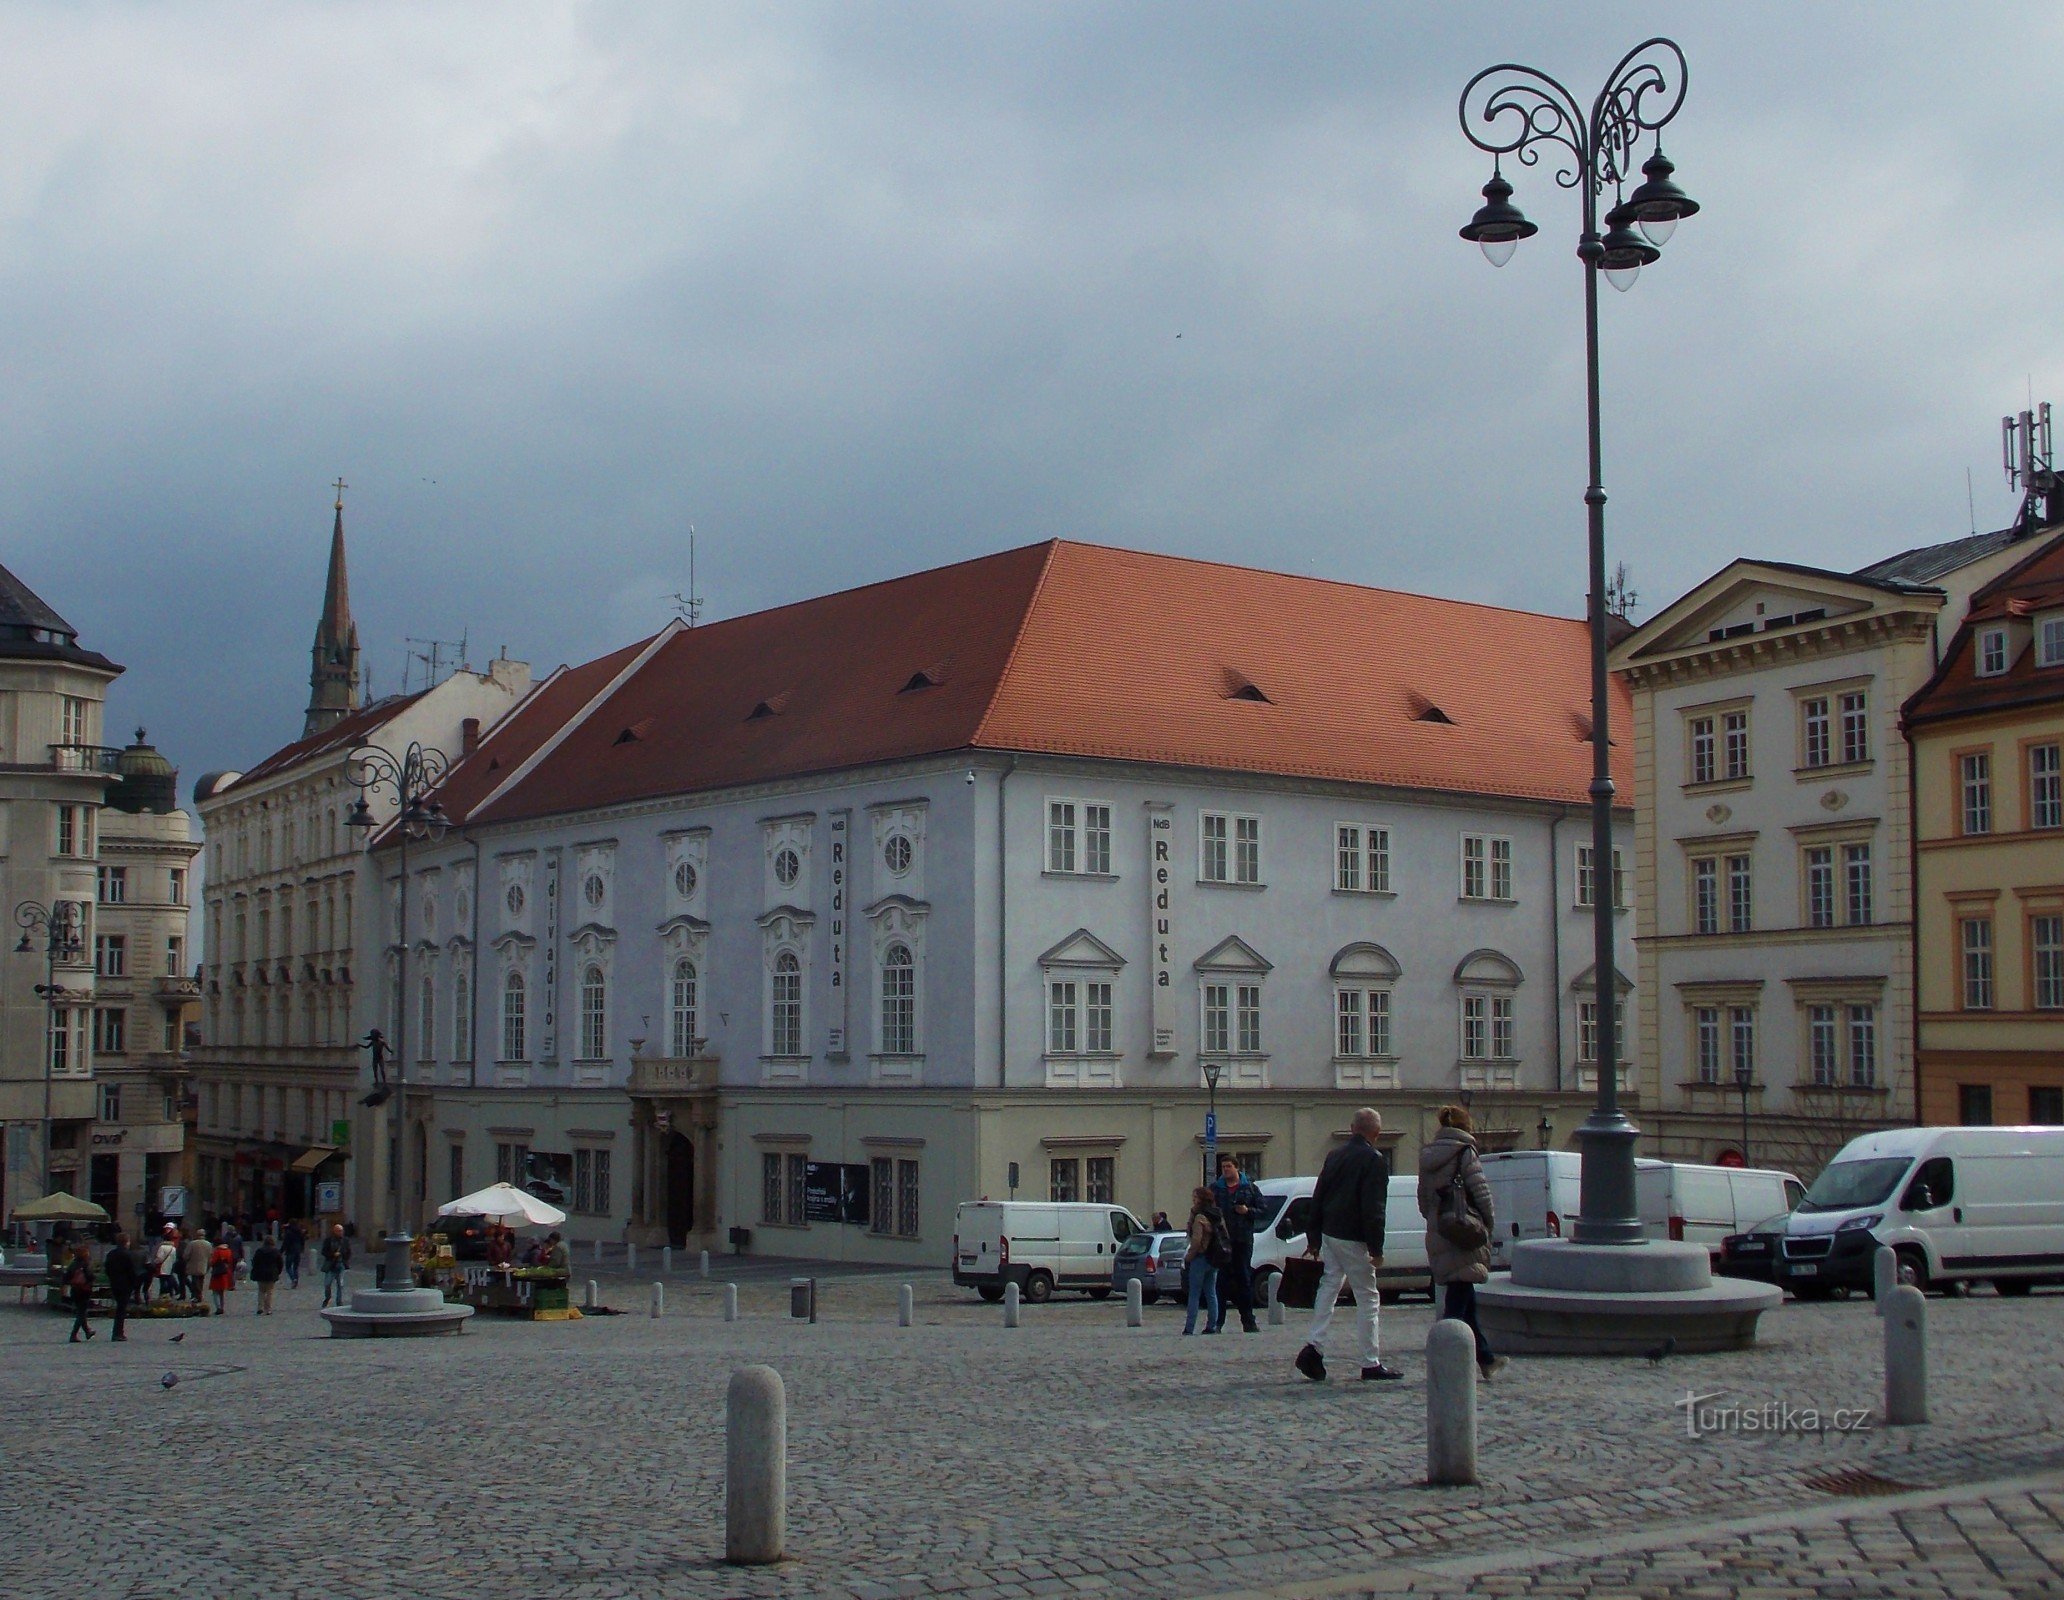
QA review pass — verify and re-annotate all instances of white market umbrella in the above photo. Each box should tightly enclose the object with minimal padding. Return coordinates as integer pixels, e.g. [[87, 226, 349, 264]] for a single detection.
[[437, 1182, 567, 1228]]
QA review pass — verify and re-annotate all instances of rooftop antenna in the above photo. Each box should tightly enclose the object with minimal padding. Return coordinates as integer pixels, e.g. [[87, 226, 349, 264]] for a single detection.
[[1967, 466, 1976, 536], [403, 632, 470, 693], [2003, 401, 2057, 533], [666, 526, 706, 626]]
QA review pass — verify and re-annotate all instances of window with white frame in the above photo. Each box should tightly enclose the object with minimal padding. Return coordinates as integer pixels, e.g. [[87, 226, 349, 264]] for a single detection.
[[1848, 1004, 1877, 1088], [2040, 615, 2064, 667], [99, 1082, 120, 1122], [1805, 846, 1835, 929], [1693, 857, 1720, 934], [96, 866, 126, 904], [169, 867, 187, 905], [1689, 715, 1717, 784], [1047, 800, 1078, 873], [670, 959, 698, 1055], [1459, 994, 1514, 1059], [1334, 823, 1391, 893], [501, 970, 527, 1059], [92, 1008, 125, 1056], [879, 943, 916, 1054], [60, 695, 89, 746], [1576, 999, 1626, 1064], [1695, 1007, 1723, 1084], [1575, 844, 1625, 909], [1840, 691, 1869, 764], [1331, 944, 1399, 1062], [2032, 914, 2064, 1010], [1978, 626, 2009, 676], [1723, 710, 1751, 780], [1961, 751, 1993, 834], [770, 951, 803, 1056], [1961, 917, 1994, 1009], [1801, 696, 1831, 768], [1730, 1007, 1756, 1082], [761, 1151, 808, 1225], [1084, 803, 1112, 875], [1727, 854, 1752, 933], [1048, 980, 1079, 1053], [1046, 800, 1114, 875], [1236, 984, 1261, 1053], [1083, 980, 1113, 1052], [1808, 1004, 1839, 1085], [1844, 843, 1873, 926], [578, 965, 607, 1059], [869, 1155, 922, 1237], [95, 934, 126, 977], [1461, 834, 1513, 901], [1200, 812, 1260, 884], [2031, 744, 2061, 830], [1201, 984, 1230, 1053]]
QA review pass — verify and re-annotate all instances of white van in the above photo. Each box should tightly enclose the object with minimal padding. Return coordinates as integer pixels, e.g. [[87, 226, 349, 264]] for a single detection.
[[1479, 1151, 1672, 1269], [952, 1200, 1146, 1303], [1244, 1174, 1434, 1302], [1777, 1126, 2064, 1296], [1637, 1162, 1806, 1262]]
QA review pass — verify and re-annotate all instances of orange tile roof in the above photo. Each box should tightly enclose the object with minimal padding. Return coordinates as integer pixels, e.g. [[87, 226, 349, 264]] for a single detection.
[[1904, 529, 2064, 727], [455, 540, 1629, 828], [233, 692, 428, 788]]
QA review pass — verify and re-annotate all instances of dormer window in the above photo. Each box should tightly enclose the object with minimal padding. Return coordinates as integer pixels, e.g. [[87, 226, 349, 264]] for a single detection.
[[2040, 616, 2064, 669], [1978, 626, 2008, 677]]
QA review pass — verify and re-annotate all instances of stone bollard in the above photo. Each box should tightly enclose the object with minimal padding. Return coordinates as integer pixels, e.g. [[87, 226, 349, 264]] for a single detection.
[[1267, 1272, 1284, 1327], [898, 1284, 914, 1327], [627, 1242, 637, 1274], [1874, 1245, 1897, 1314], [1003, 1282, 1021, 1328], [700, 1249, 711, 1280], [1884, 1283, 1928, 1426], [789, 1278, 814, 1321], [585, 1279, 599, 1310], [1426, 1320, 1478, 1485], [651, 1282, 665, 1319], [723, 1283, 739, 1323], [725, 1365, 786, 1565], [664, 1245, 674, 1275], [1126, 1276, 1144, 1327]]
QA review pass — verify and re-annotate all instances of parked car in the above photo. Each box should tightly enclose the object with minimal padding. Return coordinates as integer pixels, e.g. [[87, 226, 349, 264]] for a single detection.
[[1637, 1162, 1807, 1264], [952, 1200, 1146, 1303], [1110, 1229, 1189, 1302], [1245, 1174, 1434, 1304], [1716, 1213, 1790, 1285], [1778, 1125, 2064, 1297]]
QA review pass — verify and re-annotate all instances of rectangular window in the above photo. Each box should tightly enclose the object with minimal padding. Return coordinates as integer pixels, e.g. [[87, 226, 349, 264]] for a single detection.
[[1335, 989, 1392, 1057], [1461, 995, 1487, 1059], [1848, 1004, 1877, 1089], [1200, 814, 1228, 882], [2031, 745, 2062, 831], [1843, 843, 1873, 926], [92, 1008, 125, 1055], [95, 934, 126, 977], [1727, 855, 1752, 933], [1367, 989, 1391, 1056], [1979, 627, 2009, 676], [1083, 804, 1112, 875], [449, 1144, 465, 1203], [1085, 1156, 1114, 1205], [169, 868, 187, 905], [1801, 696, 1830, 768], [60, 695, 89, 746], [96, 866, 127, 904], [166, 935, 185, 977], [896, 1158, 919, 1236], [1962, 917, 1995, 1009], [1839, 692, 1869, 764], [787, 1153, 807, 1226], [1202, 984, 1229, 1054], [1729, 1007, 1756, 1082], [1577, 999, 1625, 1064], [1693, 858, 1720, 935], [1809, 1005, 1839, 1086], [1805, 846, 1835, 929], [2032, 914, 2064, 1010], [1723, 710, 1751, 780], [1490, 837, 1513, 901], [1336, 990, 1363, 1057], [1084, 981, 1113, 1053], [1049, 981, 1078, 1053], [871, 1157, 893, 1234], [57, 805, 77, 856], [1336, 825, 1361, 892], [1461, 835, 1486, 899], [1049, 1157, 1079, 1203], [1491, 996, 1514, 1059], [99, 1083, 120, 1123], [1236, 984, 1262, 1054], [762, 1153, 783, 1223], [2041, 616, 2064, 667], [1689, 717, 1716, 785], [1576, 845, 1627, 909], [1962, 752, 1993, 834], [2031, 1087, 2064, 1125], [594, 1150, 612, 1214], [1959, 1084, 1994, 1126], [1233, 816, 1260, 884], [1047, 800, 1076, 873], [573, 1149, 592, 1213]]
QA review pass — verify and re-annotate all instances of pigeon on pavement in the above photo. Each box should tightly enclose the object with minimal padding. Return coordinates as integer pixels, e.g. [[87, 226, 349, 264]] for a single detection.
[[1643, 1336, 1677, 1366]]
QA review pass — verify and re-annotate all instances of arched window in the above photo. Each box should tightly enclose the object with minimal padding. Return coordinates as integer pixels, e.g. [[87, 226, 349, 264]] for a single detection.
[[771, 951, 803, 1056], [880, 943, 916, 1055], [453, 964, 472, 1060], [502, 970, 527, 1060], [419, 972, 436, 1060], [580, 964, 607, 1060], [670, 959, 698, 1057]]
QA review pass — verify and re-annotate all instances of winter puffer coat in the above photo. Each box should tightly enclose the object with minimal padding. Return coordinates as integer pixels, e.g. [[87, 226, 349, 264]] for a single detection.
[[1418, 1127, 1495, 1286]]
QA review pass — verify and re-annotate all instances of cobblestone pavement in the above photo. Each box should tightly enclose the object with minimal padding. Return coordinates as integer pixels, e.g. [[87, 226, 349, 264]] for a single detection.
[[5, 1267, 2063, 1599]]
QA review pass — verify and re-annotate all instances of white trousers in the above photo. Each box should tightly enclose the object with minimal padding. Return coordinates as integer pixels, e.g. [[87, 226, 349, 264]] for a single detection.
[[1305, 1234, 1381, 1366]]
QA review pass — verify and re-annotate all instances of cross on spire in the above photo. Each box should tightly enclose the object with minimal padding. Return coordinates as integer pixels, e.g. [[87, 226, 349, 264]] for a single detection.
[[333, 476, 347, 509]]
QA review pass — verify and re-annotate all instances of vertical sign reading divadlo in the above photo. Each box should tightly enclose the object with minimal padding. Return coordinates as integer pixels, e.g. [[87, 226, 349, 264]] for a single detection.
[[1146, 802, 1175, 1054], [827, 810, 850, 1054], [540, 848, 561, 1060]]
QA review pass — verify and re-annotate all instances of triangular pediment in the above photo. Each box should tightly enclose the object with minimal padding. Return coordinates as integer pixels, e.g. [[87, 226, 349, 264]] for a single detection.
[[1193, 934, 1272, 974], [1613, 560, 1926, 668], [1037, 928, 1126, 969]]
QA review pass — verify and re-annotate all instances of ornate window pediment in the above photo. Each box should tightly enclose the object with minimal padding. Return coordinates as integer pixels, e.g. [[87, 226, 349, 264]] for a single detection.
[[1454, 948, 1523, 988], [1568, 962, 1634, 995], [1038, 928, 1126, 970], [1330, 941, 1400, 981], [1194, 934, 1272, 975]]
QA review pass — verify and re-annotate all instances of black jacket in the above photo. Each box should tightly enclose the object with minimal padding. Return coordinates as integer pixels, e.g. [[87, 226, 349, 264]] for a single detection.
[[1306, 1137, 1390, 1251], [101, 1246, 139, 1295], [249, 1244, 284, 1284]]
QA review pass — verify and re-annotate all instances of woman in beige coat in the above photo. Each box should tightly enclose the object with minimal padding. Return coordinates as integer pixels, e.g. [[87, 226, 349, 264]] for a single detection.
[[1418, 1105, 1506, 1382]]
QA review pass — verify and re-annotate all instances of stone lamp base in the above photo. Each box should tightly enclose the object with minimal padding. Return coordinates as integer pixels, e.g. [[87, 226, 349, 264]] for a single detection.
[[1476, 1238, 1782, 1355]]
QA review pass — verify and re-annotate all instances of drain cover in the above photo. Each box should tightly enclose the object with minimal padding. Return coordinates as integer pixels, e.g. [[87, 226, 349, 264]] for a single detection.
[[1802, 1467, 1914, 1497]]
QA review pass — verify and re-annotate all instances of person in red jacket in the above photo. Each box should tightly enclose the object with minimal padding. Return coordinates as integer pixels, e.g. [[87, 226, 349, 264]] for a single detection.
[[206, 1240, 235, 1315]]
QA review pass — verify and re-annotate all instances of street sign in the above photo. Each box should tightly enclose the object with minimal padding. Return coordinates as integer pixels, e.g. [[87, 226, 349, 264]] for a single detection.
[[158, 1185, 188, 1218], [315, 1180, 344, 1213], [1205, 1111, 1218, 1141]]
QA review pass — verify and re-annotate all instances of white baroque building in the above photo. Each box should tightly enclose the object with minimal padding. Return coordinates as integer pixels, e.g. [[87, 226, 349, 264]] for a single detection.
[[370, 542, 1635, 1264]]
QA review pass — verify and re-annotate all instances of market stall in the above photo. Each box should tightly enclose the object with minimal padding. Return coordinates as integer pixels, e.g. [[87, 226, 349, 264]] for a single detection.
[[430, 1183, 578, 1320]]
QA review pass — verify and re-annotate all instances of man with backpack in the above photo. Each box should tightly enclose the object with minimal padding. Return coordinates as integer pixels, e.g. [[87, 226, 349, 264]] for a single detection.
[[1294, 1106, 1399, 1382], [1208, 1153, 1263, 1334]]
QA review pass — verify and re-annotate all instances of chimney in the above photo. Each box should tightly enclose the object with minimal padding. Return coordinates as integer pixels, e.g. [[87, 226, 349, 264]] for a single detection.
[[461, 718, 481, 757]]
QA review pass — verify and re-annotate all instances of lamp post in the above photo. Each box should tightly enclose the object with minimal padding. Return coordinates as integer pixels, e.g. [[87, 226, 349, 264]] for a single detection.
[[1734, 1057, 1753, 1168], [345, 741, 450, 1260], [14, 898, 85, 1199], [1202, 1059, 1222, 1181], [1458, 39, 1698, 1246]]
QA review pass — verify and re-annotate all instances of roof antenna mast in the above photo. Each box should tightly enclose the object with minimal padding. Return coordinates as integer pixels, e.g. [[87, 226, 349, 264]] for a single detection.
[[2003, 402, 2057, 533], [666, 526, 705, 626]]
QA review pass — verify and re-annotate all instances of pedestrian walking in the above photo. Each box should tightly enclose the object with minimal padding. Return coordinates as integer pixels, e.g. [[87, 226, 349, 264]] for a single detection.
[[221, 1223, 245, 1271], [207, 1240, 235, 1315], [319, 1223, 351, 1307], [1180, 1186, 1226, 1336], [149, 1228, 179, 1302], [249, 1237, 283, 1315], [1209, 1153, 1263, 1333], [280, 1220, 305, 1289], [63, 1241, 95, 1342], [1293, 1106, 1400, 1382], [180, 1229, 213, 1304], [1419, 1105, 1507, 1383], [102, 1232, 140, 1341]]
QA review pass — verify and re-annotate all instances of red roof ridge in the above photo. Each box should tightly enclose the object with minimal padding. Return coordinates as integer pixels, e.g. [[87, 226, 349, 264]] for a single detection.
[[969, 540, 1065, 748]]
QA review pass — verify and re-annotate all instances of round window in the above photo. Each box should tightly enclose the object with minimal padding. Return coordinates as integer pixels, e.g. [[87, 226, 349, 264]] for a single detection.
[[674, 860, 699, 899], [883, 835, 912, 876], [506, 883, 525, 917], [773, 847, 801, 887], [584, 872, 606, 907]]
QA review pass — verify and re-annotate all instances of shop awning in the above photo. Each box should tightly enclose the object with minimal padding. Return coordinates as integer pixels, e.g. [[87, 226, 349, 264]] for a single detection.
[[288, 1145, 339, 1174]]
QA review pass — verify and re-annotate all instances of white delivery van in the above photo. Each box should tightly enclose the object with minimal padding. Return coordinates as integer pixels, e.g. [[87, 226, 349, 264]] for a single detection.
[[1245, 1174, 1433, 1302], [1479, 1151, 1672, 1269], [1636, 1162, 1807, 1262], [1776, 1126, 2064, 1297], [952, 1200, 1146, 1303]]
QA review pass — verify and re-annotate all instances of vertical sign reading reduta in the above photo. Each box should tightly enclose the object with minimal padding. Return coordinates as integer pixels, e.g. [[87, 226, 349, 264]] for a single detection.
[[1147, 803, 1175, 1054], [827, 810, 850, 1054]]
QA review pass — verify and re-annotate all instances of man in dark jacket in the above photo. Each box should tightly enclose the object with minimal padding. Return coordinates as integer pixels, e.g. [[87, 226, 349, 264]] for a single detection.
[[1294, 1107, 1399, 1382], [249, 1237, 284, 1315], [1208, 1154, 1263, 1334], [102, 1232, 140, 1342], [280, 1220, 306, 1289]]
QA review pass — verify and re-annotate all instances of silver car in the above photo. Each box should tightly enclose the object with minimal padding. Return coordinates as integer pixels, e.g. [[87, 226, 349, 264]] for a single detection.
[[1111, 1229, 1189, 1303]]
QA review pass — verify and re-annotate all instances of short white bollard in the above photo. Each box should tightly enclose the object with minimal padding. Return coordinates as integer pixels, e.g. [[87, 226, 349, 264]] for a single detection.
[[664, 1245, 674, 1275], [898, 1284, 914, 1327], [723, 1283, 739, 1322], [626, 1242, 637, 1273], [700, 1249, 711, 1279], [1884, 1283, 1928, 1426], [1426, 1319, 1478, 1486], [585, 1279, 599, 1310], [651, 1282, 664, 1319], [1003, 1282, 1021, 1328], [725, 1365, 786, 1565], [1874, 1244, 1898, 1313], [1126, 1276, 1144, 1327], [1267, 1272, 1284, 1326]]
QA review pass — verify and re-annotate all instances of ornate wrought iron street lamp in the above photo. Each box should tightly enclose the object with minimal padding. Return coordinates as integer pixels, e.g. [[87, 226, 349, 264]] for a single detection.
[[1458, 39, 1698, 1246], [15, 897, 85, 1199], [346, 741, 450, 1251]]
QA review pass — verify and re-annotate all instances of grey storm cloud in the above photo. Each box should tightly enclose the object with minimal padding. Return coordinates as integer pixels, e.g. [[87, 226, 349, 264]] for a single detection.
[[1, 1, 2059, 778]]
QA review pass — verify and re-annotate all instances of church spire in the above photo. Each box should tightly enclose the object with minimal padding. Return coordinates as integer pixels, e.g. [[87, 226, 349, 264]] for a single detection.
[[303, 479, 362, 737]]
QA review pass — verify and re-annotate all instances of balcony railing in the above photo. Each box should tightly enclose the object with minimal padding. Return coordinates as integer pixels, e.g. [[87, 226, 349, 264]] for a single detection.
[[49, 743, 124, 773]]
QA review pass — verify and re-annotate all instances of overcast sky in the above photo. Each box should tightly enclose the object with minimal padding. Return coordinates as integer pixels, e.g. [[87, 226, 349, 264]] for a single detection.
[[5, 2, 2060, 781]]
